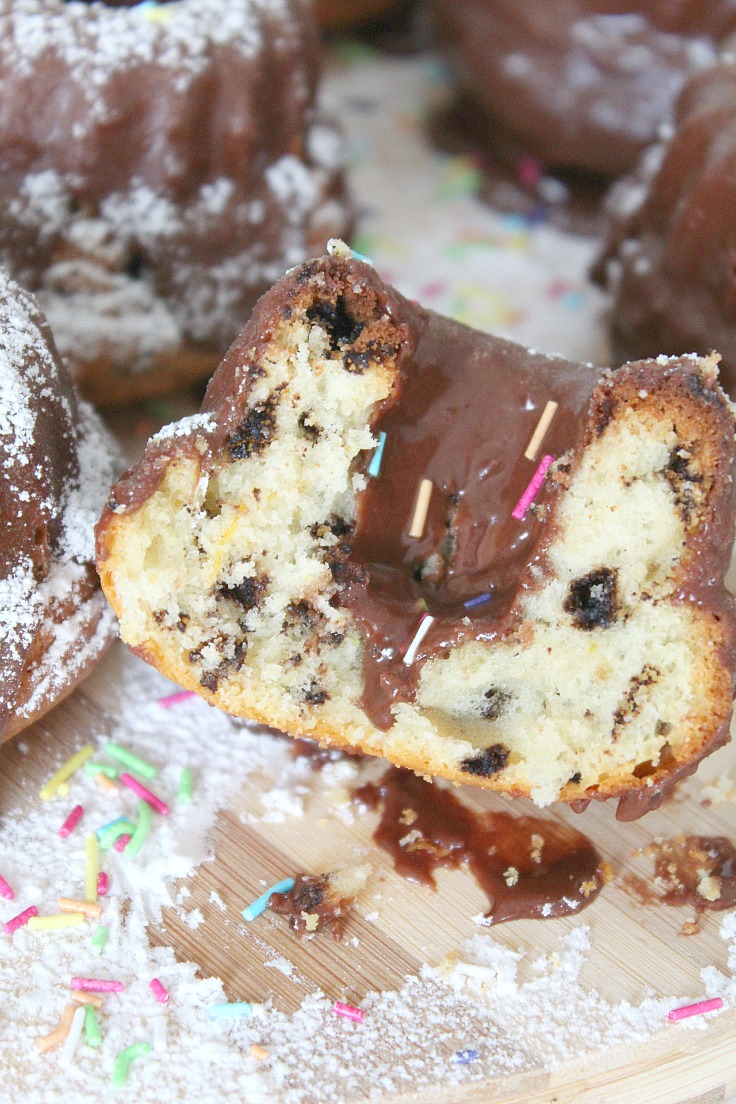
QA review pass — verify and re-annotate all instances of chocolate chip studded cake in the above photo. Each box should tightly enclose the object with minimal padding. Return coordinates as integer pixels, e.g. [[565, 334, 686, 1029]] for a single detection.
[[0, 0, 351, 405], [1, 270, 119, 743], [96, 250, 736, 820]]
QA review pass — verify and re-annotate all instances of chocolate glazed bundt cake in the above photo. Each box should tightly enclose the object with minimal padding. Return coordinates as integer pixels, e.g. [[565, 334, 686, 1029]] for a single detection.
[[96, 250, 736, 820], [0, 0, 351, 405], [593, 58, 736, 397], [1, 271, 119, 743]]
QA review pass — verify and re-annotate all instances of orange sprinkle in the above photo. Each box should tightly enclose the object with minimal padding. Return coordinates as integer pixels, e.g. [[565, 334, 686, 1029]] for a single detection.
[[58, 897, 103, 919], [250, 1045, 270, 1062], [36, 1004, 76, 1053], [71, 990, 103, 1009], [95, 773, 119, 793]]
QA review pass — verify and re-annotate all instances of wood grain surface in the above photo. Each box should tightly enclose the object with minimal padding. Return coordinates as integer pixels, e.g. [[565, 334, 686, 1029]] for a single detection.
[[2, 639, 735, 1104]]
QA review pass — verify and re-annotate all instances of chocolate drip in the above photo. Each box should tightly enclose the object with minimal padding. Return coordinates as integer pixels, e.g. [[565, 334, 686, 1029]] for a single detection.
[[343, 308, 597, 728], [354, 767, 607, 924]]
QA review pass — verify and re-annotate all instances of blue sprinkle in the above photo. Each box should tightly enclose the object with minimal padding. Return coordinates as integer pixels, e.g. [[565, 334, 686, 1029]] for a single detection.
[[463, 593, 491, 609], [95, 816, 128, 840], [454, 1049, 480, 1065], [524, 203, 549, 227], [351, 249, 374, 266], [367, 432, 386, 478], [242, 878, 295, 922], [208, 1002, 252, 1020], [563, 291, 585, 311]]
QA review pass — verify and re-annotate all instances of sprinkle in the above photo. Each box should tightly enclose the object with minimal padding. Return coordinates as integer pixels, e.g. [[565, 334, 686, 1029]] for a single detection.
[[28, 914, 86, 931], [125, 800, 153, 859], [150, 978, 170, 1005], [327, 237, 374, 264], [524, 401, 558, 460], [367, 431, 387, 478], [40, 744, 95, 801], [97, 873, 109, 898], [150, 1014, 168, 1053], [57, 783, 70, 798], [84, 762, 120, 779], [402, 614, 435, 666], [96, 816, 128, 840], [512, 454, 555, 521], [35, 1004, 76, 1053], [59, 1005, 86, 1069], [119, 773, 170, 816], [454, 1048, 480, 1064], [103, 742, 157, 780], [208, 1002, 252, 1019], [158, 690, 197, 708], [408, 478, 433, 538], [112, 1042, 152, 1088], [58, 898, 103, 920], [250, 1044, 270, 1061], [71, 991, 103, 1009], [58, 805, 84, 838], [91, 926, 109, 955], [99, 819, 137, 851], [139, 2, 172, 22], [333, 1001, 365, 1023], [463, 593, 491, 609], [178, 768, 194, 804], [668, 997, 724, 1022], [95, 773, 120, 793], [84, 1004, 102, 1049], [517, 155, 543, 190], [4, 905, 38, 934], [242, 878, 295, 922], [0, 873, 14, 900], [114, 834, 132, 853], [72, 977, 124, 994], [85, 834, 98, 903]]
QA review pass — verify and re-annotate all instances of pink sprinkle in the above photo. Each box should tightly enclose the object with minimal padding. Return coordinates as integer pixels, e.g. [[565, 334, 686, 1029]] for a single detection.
[[4, 905, 38, 935], [517, 155, 543, 190], [0, 874, 14, 901], [158, 690, 196, 708], [118, 773, 170, 816], [150, 978, 170, 1005], [71, 977, 124, 993], [668, 997, 723, 1022], [114, 834, 132, 853], [97, 872, 109, 897], [58, 805, 84, 839], [512, 454, 555, 521], [332, 1001, 365, 1023]]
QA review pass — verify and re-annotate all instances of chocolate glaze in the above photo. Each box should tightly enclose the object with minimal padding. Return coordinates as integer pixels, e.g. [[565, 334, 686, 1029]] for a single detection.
[[433, 1, 736, 180], [629, 835, 736, 911], [344, 309, 598, 728], [354, 767, 607, 923], [594, 59, 736, 397]]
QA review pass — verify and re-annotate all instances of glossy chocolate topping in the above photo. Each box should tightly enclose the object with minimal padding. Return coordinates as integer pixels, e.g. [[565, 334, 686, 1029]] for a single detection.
[[344, 308, 598, 728], [434, 0, 736, 179], [354, 767, 607, 923]]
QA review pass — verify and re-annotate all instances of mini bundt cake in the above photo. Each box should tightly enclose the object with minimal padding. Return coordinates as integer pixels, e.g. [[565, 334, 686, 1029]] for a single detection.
[[96, 249, 736, 820], [0, 0, 352, 405], [432, 1, 736, 224], [1, 271, 119, 743], [593, 58, 736, 396]]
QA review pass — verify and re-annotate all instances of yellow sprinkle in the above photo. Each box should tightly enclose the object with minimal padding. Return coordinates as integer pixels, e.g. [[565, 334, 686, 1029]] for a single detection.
[[524, 400, 558, 461], [28, 914, 86, 931], [84, 834, 98, 904], [143, 6, 172, 21], [71, 990, 103, 1009], [36, 1004, 76, 1053], [59, 898, 103, 920], [40, 745, 95, 802], [408, 479, 433, 539]]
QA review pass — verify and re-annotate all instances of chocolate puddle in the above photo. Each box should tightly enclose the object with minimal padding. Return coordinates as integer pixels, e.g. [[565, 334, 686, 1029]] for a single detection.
[[628, 835, 736, 913], [354, 767, 608, 924]]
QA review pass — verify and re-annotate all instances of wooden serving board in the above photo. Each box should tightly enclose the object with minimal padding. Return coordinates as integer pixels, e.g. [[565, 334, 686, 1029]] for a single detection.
[[2, 640, 736, 1104]]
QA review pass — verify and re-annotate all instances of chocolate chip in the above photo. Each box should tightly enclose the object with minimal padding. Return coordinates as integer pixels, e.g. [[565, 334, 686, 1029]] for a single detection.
[[460, 743, 509, 777], [228, 394, 278, 459], [481, 688, 511, 721], [307, 296, 364, 351], [219, 574, 269, 612], [564, 567, 619, 630]]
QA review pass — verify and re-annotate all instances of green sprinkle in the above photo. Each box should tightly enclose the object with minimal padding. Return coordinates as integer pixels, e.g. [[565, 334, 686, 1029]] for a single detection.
[[112, 1041, 151, 1088], [178, 768, 193, 804], [208, 1002, 252, 1020], [98, 819, 136, 851], [104, 743, 158, 780], [125, 800, 152, 859], [84, 762, 120, 779], [84, 1004, 102, 1048], [91, 925, 109, 954]]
